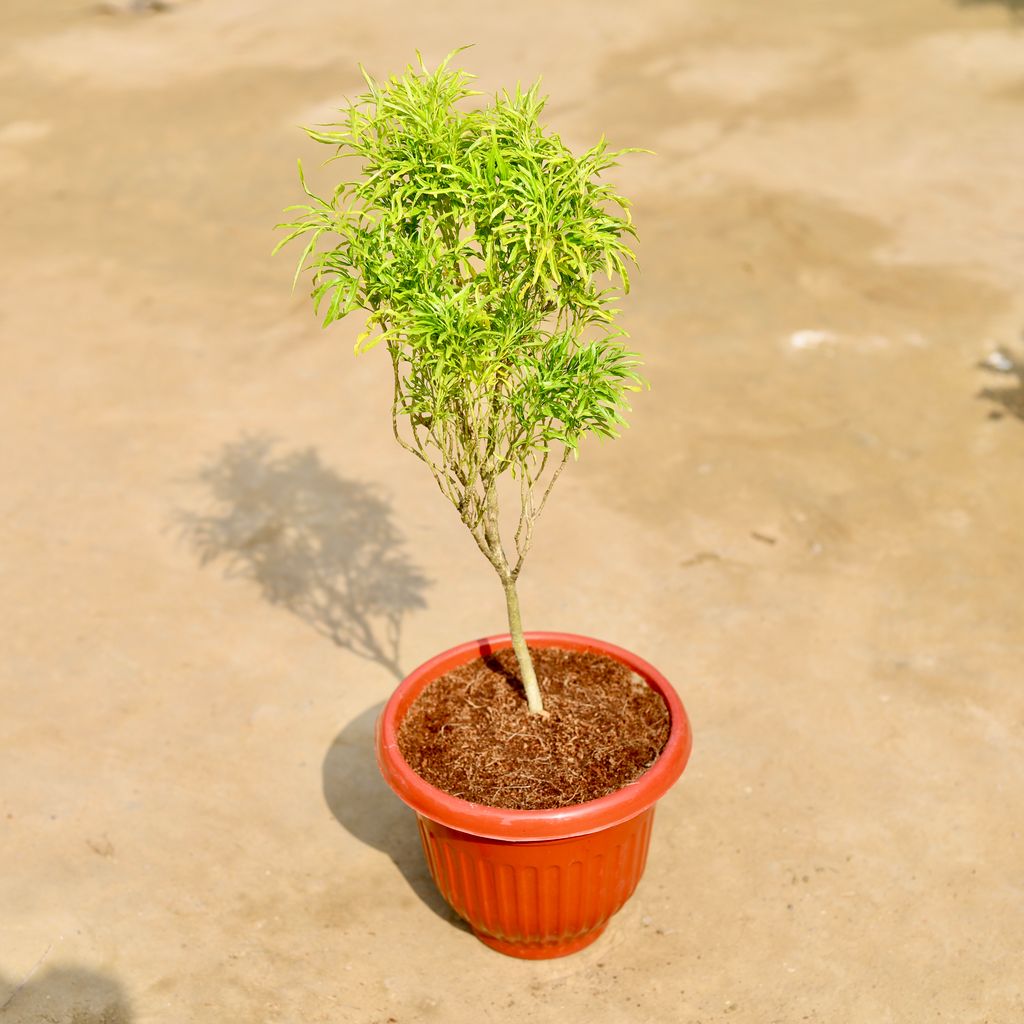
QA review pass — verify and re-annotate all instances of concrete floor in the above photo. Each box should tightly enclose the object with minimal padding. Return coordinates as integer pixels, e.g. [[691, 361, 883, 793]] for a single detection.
[[2, 0, 1023, 1021]]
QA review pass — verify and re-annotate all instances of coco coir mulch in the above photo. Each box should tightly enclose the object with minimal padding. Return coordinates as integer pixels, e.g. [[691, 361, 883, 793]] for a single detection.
[[397, 646, 670, 810]]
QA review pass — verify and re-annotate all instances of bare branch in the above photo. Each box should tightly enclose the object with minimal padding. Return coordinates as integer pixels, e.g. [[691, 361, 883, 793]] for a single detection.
[[535, 445, 570, 522], [512, 445, 569, 579]]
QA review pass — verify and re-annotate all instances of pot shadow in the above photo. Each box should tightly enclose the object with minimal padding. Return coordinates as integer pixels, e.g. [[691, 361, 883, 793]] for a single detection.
[[321, 703, 468, 931], [175, 435, 430, 679], [0, 963, 132, 1022]]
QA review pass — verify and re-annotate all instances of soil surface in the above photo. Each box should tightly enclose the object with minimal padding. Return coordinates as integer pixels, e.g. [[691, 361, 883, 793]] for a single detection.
[[397, 647, 670, 809], [3, 1, 1024, 1023]]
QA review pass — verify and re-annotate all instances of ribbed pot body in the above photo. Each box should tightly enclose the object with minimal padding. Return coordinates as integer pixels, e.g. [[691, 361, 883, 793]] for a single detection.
[[417, 807, 656, 958], [376, 632, 692, 959]]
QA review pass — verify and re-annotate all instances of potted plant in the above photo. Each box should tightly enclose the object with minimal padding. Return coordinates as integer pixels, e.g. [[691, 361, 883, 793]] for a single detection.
[[277, 48, 692, 959]]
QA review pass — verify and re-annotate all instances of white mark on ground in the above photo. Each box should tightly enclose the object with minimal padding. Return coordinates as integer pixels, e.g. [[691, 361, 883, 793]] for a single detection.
[[982, 349, 1015, 373], [789, 329, 837, 350]]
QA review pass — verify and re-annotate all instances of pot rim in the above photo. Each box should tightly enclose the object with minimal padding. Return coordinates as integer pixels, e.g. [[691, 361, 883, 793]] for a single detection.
[[375, 631, 692, 841]]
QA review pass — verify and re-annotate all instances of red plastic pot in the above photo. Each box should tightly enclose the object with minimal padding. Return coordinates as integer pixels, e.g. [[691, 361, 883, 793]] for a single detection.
[[375, 631, 693, 959]]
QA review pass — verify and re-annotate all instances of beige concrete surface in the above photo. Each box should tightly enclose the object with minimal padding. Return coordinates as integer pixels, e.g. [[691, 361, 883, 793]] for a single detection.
[[2, 0, 1024, 1021]]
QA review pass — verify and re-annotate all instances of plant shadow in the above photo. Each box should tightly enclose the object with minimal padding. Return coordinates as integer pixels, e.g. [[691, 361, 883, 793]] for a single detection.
[[480, 644, 526, 697], [977, 352, 1024, 421], [957, 0, 1024, 16], [321, 703, 469, 931], [176, 436, 430, 679], [0, 964, 132, 1022]]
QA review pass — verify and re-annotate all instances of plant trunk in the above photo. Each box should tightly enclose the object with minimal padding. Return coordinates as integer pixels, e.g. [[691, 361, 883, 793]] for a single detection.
[[502, 578, 545, 715]]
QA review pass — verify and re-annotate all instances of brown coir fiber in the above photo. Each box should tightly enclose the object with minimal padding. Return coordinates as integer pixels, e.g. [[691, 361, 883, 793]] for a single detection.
[[397, 646, 671, 810]]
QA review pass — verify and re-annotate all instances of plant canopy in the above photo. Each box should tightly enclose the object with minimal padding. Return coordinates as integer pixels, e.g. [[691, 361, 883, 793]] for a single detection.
[[277, 47, 646, 714]]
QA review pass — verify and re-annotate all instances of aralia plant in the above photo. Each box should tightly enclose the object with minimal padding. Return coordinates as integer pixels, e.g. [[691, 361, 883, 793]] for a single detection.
[[276, 48, 645, 715]]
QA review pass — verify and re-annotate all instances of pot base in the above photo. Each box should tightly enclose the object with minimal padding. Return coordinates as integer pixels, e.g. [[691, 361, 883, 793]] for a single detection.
[[473, 921, 608, 960], [417, 811, 655, 960]]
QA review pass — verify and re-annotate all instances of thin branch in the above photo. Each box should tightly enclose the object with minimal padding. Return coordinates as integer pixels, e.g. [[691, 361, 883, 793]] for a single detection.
[[389, 350, 426, 464], [512, 445, 569, 578], [535, 445, 570, 522], [512, 443, 548, 561]]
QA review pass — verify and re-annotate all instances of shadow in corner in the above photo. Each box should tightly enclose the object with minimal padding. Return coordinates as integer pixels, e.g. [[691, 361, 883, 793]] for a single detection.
[[957, 0, 1024, 16], [176, 436, 430, 680], [977, 351, 1024, 421], [322, 703, 469, 931], [0, 964, 132, 1022]]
